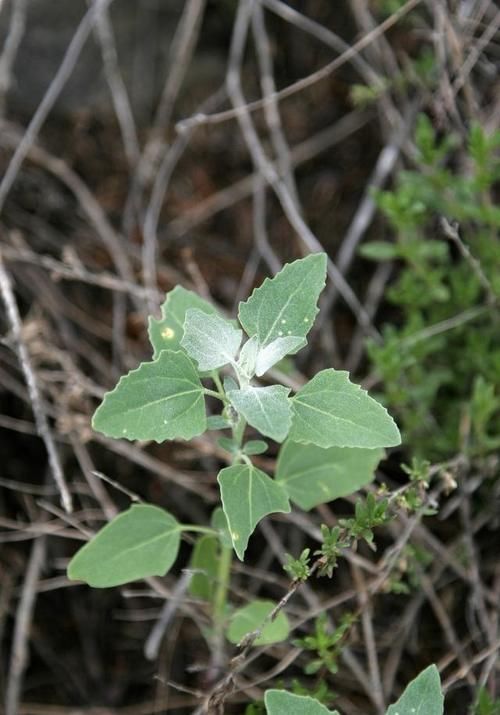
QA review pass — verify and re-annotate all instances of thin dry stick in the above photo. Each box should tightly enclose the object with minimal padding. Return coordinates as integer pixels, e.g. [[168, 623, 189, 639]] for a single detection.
[[0, 0, 114, 215], [169, 108, 371, 238], [226, 0, 379, 339], [0, 252, 73, 513], [0, 0, 28, 115], [176, 0, 422, 133], [5, 534, 46, 715], [144, 571, 193, 661], [93, 5, 140, 166]]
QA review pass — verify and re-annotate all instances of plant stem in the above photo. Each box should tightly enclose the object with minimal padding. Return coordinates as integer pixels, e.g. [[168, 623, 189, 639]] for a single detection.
[[181, 525, 218, 536]]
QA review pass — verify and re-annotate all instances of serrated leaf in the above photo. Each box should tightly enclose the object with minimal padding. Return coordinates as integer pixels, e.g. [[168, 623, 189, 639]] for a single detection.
[[188, 535, 219, 601], [238, 253, 327, 346], [228, 385, 292, 443], [255, 336, 306, 376], [148, 286, 217, 358], [265, 691, 340, 715], [182, 309, 242, 371], [226, 600, 289, 645], [386, 665, 443, 715], [276, 441, 383, 510], [67, 505, 181, 587], [92, 350, 206, 442], [218, 464, 290, 560], [290, 369, 401, 449]]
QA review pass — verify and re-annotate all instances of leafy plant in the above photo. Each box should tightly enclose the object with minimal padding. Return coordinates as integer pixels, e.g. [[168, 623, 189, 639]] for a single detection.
[[264, 664, 443, 714], [362, 116, 500, 460], [68, 252, 400, 587]]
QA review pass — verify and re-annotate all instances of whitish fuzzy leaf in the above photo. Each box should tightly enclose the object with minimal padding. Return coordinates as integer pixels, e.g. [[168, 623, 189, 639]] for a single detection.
[[255, 336, 306, 376], [276, 441, 383, 510], [228, 385, 292, 443], [182, 309, 242, 371], [67, 505, 181, 587], [92, 350, 206, 442], [238, 335, 260, 378], [218, 464, 290, 560], [386, 665, 443, 715], [148, 286, 216, 358], [227, 600, 289, 645], [243, 440, 269, 455], [238, 253, 327, 346], [290, 370, 401, 449], [265, 691, 340, 715]]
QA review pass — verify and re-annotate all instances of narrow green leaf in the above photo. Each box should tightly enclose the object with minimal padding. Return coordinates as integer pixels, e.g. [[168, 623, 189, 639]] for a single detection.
[[358, 241, 399, 261], [227, 600, 289, 645], [207, 414, 230, 430], [243, 439, 269, 455], [211, 506, 232, 549], [67, 505, 181, 587], [255, 335, 306, 376], [238, 253, 327, 346], [265, 691, 340, 715], [188, 535, 219, 601], [148, 285, 216, 358], [182, 309, 242, 371], [276, 441, 383, 510], [228, 385, 292, 443], [92, 350, 206, 442], [218, 464, 290, 560], [386, 665, 443, 715], [290, 369, 401, 449]]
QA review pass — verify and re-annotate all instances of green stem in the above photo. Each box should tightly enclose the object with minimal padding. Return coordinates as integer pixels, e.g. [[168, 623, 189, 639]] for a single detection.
[[181, 525, 218, 536], [203, 387, 228, 403]]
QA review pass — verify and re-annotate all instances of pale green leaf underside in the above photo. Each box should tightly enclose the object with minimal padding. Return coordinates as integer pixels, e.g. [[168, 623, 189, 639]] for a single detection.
[[386, 665, 443, 715], [92, 350, 206, 442], [182, 308, 242, 371], [255, 335, 306, 376], [228, 385, 292, 443], [67, 505, 181, 587], [238, 253, 327, 346], [226, 600, 289, 646], [276, 441, 383, 510], [265, 691, 340, 715], [148, 285, 217, 358], [218, 464, 290, 560], [290, 369, 401, 449]]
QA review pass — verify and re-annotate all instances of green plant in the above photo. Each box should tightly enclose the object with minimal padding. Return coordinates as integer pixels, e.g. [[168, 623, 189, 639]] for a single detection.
[[66, 252, 402, 695], [362, 116, 500, 460], [68, 253, 400, 586], [264, 664, 444, 714]]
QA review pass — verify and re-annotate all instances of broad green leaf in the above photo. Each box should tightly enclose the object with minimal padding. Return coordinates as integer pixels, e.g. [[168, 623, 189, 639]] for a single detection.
[[238, 253, 327, 346], [182, 309, 242, 371], [226, 599, 289, 645], [290, 369, 401, 449], [188, 535, 219, 601], [255, 336, 306, 376], [92, 350, 206, 442], [386, 665, 443, 715], [265, 691, 340, 715], [218, 464, 290, 560], [67, 505, 181, 587], [276, 441, 383, 510], [228, 385, 292, 443], [148, 285, 216, 358]]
